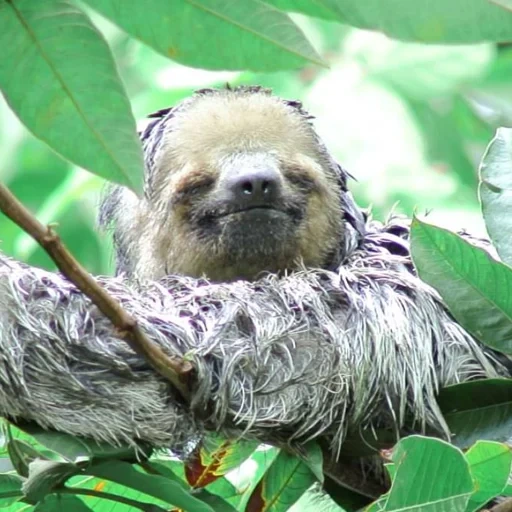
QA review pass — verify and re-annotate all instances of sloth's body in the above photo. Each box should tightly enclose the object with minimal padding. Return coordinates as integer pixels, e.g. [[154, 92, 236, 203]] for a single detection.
[[101, 86, 365, 282]]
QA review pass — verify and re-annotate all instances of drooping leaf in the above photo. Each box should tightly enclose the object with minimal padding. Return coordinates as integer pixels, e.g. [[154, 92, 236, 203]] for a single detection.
[[411, 217, 512, 355], [87, 460, 214, 511], [438, 379, 512, 449], [465, 441, 512, 512], [33, 494, 94, 512], [82, 0, 324, 71], [297, 442, 323, 484], [7, 439, 45, 478], [16, 422, 146, 464], [265, 0, 512, 43], [23, 460, 82, 505], [479, 128, 512, 266], [0, 0, 144, 193], [382, 436, 473, 511], [245, 450, 316, 511], [67, 473, 173, 510], [0, 475, 23, 508], [185, 436, 259, 488]]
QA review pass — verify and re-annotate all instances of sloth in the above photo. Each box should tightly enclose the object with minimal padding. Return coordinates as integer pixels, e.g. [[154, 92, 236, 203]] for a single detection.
[[100, 85, 368, 282]]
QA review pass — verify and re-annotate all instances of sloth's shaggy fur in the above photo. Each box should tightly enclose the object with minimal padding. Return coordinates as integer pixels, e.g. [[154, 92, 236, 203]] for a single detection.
[[0, 87, 509, 458], [0, 215, 508, 455]]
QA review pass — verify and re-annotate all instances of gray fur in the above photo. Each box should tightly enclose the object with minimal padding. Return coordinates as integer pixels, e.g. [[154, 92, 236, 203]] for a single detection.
[[0, 216, 508, 455]]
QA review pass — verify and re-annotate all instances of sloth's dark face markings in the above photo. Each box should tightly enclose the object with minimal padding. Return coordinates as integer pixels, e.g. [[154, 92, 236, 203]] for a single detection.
[[172, 153, 312, 268]]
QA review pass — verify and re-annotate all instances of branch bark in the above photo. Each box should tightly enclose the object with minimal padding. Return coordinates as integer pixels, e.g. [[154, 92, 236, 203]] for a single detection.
[[0, 182, 193, 400]]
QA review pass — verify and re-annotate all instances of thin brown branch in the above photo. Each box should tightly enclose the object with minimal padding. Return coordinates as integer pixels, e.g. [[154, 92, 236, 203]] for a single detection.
[[0, 182, 194, 400]]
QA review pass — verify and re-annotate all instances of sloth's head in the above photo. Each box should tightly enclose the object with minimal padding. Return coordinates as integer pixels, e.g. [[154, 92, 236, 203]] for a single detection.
[[101, 87, 355, 282]]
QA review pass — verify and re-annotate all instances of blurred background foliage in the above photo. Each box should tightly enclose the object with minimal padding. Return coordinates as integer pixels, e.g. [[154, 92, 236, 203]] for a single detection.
[[1, 11, 511, 276]]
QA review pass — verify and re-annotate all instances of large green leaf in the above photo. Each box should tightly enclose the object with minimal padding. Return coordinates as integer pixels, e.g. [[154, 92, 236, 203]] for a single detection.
[[82, 0, 324, 71], [465, 441, 512, 512], [383, 436, 473, 511], [265, 0, 512, 43], [245, 450, 316, 511], [411, 217, 512, 355], [479, 128, 512, 266], [33, 494, 94, 512], [438, 380, 512, 449], [0, 475, 23, 508], [0, 0, 144, 193], [87, 460, 214, 511]]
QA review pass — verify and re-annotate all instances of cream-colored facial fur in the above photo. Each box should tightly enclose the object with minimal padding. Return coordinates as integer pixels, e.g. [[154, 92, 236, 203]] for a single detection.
[[108, 89, 343, 281]]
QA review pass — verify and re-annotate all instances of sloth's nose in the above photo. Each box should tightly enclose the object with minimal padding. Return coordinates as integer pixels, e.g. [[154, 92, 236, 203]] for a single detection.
[[225, 167, 282, 207]]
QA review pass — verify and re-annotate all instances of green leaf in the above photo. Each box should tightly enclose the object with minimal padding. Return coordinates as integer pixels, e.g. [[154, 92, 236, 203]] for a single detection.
[[263, 0, 342, 21], [193, 489, 238, 512], [185, 436, 259, 487], [87, 460, 214, 511], [479, 128, 512, 266], [16, 422, 147, 463], [33, 494, 94, 512], [411, 217, 512, 355], [438, 380, 512, 449], [0, 0, 144, 193], [0, 475, 23, 508], [24, 460, 82, 505], [67, 474, 173, 511], [264, 0, 512, 43], [245, 450, 316, 511], [298, 442, 323, 484], [383, 436, 473, 511], [82, 0, 324, 71], [7, 439, 45, 478], [465, 441, 512, 512]]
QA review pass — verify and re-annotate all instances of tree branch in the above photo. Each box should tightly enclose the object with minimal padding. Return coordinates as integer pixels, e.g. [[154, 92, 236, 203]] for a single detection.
[[0, 182, 193, 400]]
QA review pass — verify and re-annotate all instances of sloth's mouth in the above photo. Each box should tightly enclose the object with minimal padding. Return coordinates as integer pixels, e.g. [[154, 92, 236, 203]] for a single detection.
[[216, 204, 286, 218]]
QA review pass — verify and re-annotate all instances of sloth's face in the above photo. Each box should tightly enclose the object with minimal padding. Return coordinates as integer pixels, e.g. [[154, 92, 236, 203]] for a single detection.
[[145, 93, 343, 281]]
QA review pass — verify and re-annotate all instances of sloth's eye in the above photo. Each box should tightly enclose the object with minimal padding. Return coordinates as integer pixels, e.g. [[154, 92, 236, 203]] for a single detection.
[[174, 176, 215, 202], [284, 170, 316, 192]]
